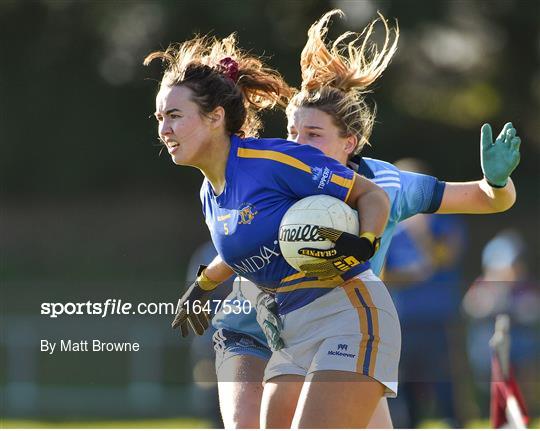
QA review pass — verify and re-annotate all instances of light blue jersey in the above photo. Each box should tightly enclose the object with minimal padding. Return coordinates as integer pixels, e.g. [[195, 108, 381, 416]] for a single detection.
[[353, 157, 446, 274], [212, 156, 446, 345]]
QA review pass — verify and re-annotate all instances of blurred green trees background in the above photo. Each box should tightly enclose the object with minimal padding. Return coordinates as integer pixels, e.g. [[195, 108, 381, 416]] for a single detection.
[[1, 0, 539, 284], [1, 0, 539, 422]]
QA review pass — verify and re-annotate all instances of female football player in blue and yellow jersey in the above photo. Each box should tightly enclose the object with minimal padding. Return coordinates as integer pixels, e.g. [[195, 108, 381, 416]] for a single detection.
[[144, 27, 395, 428], [205, 10, 521, 429]]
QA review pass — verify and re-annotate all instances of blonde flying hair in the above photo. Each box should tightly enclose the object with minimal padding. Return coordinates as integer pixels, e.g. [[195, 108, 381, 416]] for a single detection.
[[288, 10, 399, 154], [144, 34, 293, 137]]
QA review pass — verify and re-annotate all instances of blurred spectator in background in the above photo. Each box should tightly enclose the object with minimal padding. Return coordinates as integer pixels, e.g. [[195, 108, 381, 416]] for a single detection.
[[185, 241, 230, 428], [384, 158, 467, 428], [462, 229, 540, 416]]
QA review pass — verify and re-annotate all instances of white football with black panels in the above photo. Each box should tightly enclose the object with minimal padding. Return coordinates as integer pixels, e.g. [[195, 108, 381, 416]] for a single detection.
[[279, 195, 359, 271]]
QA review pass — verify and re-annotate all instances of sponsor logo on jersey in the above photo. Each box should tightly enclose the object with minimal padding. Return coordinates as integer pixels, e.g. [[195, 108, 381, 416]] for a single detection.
[[311, 167, 323, 181], [279, 224, 325, 242], [217, 213, 231, 222], [238, 203, 258, 225], [312, 166, 332, 190], [232, 242, 280, 274], [338, 343, 348, 351]]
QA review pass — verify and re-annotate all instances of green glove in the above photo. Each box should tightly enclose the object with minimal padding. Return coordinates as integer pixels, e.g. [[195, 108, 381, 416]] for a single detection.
[[481, 122, 521, 187], [255, 292, 284, 351]]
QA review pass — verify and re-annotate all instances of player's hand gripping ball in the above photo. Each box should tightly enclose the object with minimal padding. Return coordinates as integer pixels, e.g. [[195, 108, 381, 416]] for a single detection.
[[481, 122, 521, 188], [279, 196, 378, 279], [298, 227, 379, 279]]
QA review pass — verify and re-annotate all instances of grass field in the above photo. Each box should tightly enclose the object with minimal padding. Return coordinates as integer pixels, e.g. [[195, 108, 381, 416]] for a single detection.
[[2, 417, 538, 429], [0, 418, 212, 429]]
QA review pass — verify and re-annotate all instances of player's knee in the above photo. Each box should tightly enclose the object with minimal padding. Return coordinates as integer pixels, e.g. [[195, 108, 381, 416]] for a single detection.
[[222, 408, 259, 429], [218, 381, 264, 428]]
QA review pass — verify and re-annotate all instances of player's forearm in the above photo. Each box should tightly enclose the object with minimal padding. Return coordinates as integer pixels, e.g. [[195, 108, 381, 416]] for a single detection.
[[479, 177, 516, 212], [203, 254, 235, 282], [437, 178, 516, 214], [354, 188, 389, 237]]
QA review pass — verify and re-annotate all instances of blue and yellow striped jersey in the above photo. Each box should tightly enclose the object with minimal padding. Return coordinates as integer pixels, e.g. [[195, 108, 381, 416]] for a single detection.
[[201, 135, 365, 314]]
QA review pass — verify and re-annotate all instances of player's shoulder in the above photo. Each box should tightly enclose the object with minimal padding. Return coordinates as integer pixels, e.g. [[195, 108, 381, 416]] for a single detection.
[[350, 156, 401, 184], [234, 136, 327, 174], [360, 157, 400, 177], [348, 157, 403, 209], [237, 136, 316, 156]]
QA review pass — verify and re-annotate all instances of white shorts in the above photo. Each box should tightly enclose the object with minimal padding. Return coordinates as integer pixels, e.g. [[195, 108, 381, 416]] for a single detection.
[[264, 270, 401, 397]]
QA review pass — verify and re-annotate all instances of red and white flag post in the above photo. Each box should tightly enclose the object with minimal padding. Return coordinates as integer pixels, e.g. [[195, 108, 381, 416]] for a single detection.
[[489, 314, 529, 429]]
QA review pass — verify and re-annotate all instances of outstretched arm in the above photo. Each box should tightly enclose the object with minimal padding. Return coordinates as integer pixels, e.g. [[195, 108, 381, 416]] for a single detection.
[[437, 122, 520, 214], [437, 178, 516, 214]]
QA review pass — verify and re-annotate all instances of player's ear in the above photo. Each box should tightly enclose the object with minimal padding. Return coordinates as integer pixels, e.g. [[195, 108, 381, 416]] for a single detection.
[[344, 134, 357, 156], [208, 106, 225, 129]]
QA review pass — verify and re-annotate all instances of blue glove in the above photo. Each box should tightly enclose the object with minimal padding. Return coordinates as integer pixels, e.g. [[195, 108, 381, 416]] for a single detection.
[[481, 122, 521, 187]]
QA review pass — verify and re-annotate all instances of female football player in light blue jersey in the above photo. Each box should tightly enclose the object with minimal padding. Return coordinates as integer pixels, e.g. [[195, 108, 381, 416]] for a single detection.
[[144, 29, 394, 428], [208, 10, 521, 428]]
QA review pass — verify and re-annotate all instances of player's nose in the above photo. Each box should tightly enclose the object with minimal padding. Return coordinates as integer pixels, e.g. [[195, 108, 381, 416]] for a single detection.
[[159, 120, 173, 137]]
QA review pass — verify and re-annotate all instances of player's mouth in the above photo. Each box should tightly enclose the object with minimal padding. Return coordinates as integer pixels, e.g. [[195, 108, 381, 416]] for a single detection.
[[167, 142, 180, 154]]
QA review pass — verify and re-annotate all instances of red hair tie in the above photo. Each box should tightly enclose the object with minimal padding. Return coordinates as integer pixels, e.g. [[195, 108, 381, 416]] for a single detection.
[[218, 57, 239, 83]]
